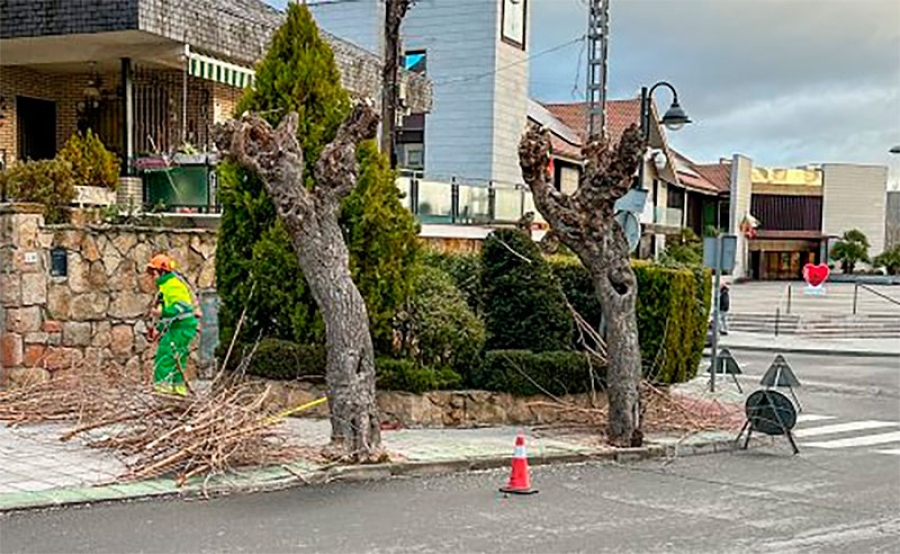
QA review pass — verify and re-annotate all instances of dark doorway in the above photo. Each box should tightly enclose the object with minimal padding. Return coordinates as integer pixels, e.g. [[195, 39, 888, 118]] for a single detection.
[[17, 96, 57, 161]]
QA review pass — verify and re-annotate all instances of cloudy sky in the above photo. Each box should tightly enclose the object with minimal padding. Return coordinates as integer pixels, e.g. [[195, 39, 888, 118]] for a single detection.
[[266, 0, 900, 187]]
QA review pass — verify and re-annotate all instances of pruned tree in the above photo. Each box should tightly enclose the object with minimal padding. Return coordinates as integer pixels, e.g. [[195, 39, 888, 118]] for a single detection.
[[518, 125, 644, 446], [214, 104, 384, 462]]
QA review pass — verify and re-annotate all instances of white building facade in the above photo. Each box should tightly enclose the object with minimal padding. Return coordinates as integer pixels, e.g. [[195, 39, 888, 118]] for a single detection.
[[309, 0, 531, 186]]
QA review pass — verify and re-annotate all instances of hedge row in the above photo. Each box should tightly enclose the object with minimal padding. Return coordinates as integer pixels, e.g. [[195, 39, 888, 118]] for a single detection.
[[473, 350, 605, 396], [546, 257, 711, 384]]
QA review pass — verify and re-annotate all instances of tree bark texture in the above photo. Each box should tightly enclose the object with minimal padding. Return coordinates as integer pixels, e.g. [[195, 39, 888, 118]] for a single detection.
[[519, 125, 644, 446], [214, 104, 384, 462]]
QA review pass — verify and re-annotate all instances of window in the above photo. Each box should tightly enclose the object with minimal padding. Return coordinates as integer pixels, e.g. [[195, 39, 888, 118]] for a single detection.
[[501, 0, 527, 49], [403, 51, 426, 75]]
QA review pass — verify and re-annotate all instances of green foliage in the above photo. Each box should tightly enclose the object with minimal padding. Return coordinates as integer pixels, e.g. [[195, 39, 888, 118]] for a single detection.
[[58, 130, 120, 190], [236, 3, 350, 186], [659, 228, 703, 267], [474, 350, 604, 396], [375, 358, 462, 393], [480, 229, 573, 352], [547, 258, 711, 385], [216, 4, 417, 357], [831, 229, 870, 274], [239, 339, 326, 381], [873, 245, 900, 275], [342, 141, 420, 350], [632, 261, 711, 384], [0, 159, 75, 224], [421, 249, 482, 313], [393, 266, 485, 381]]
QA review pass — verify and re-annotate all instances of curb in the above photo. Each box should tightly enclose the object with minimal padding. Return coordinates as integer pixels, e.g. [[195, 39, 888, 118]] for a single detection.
[[712, 344, 900, 358], [0, 435, 746, 514]]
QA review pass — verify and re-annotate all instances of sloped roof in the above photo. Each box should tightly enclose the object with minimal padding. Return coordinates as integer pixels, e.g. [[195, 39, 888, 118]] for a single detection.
[[670, 150, 726, 195], [541, 99, 643, 149], [694, 163, 732, 193]]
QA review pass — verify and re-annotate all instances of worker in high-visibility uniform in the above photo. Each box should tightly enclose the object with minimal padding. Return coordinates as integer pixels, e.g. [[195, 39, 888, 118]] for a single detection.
[[145, 254, 198, 396]]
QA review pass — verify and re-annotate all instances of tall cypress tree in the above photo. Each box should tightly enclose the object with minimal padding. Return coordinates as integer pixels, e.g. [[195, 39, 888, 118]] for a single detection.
[[216, 4, 418, 354]]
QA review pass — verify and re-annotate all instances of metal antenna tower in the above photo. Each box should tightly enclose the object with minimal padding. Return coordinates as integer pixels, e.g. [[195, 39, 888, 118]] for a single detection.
[[585, 0, 610, 140]]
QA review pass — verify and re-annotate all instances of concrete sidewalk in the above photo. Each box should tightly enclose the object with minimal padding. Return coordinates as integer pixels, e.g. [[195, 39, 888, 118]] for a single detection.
[[0, 416, 743, 512], [717, 330, 900, 357]]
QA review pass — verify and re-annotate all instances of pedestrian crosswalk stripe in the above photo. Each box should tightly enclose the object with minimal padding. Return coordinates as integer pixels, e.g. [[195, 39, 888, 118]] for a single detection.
[[794, 420, 897, 438], [875, 449, 900, 456], [803, 431, 900, 449], [796, 414, 836, 424]]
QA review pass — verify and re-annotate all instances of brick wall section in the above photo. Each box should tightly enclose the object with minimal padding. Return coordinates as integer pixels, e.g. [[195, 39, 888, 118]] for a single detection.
[[0, 204, 216, 387], [0, 0, 138, 38]]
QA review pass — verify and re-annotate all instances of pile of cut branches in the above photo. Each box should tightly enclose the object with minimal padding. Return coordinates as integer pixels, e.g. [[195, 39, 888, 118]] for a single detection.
[[0, 364, 300, 484]]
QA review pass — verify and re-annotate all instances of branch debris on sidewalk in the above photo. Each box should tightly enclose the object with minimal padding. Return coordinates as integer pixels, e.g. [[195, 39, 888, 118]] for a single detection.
[[0, 364, 301, 485]]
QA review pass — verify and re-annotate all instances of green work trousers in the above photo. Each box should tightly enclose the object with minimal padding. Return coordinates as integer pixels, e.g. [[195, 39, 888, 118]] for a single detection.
[[153, 317, 198, 395]]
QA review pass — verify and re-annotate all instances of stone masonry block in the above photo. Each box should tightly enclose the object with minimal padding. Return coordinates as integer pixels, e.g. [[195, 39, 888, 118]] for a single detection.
[[6, 306, 42, 334], [62, 321, 92, 347], [21, 272, 47, 305], [1, 333, 24, 368]]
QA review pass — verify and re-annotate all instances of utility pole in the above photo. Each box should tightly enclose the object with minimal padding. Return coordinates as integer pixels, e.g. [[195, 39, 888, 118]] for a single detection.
[[382, 0, 412, 168], [585, 0, 610, 140]]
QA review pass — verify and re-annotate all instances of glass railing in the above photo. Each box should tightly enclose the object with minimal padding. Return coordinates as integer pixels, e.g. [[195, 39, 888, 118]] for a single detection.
[[398, 172, 547, 228], [654, 207, 684, 227]]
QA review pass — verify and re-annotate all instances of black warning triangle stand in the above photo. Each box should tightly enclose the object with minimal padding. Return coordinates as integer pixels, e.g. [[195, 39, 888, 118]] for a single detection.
[[706, 348, 743, 392], [760, 354, 802, 411]]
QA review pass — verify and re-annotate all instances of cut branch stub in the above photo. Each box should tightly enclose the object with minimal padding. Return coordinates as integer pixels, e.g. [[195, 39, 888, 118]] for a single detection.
[[314, 100, 380, 203]]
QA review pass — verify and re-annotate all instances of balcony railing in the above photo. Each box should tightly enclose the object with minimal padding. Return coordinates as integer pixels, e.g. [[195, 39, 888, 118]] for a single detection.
[[654, 206, 684, 228], [397, 172, 547, 227]]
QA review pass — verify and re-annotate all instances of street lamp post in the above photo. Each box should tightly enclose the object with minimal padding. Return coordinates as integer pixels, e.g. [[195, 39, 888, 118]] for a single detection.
[[635, 81, 692, 190]]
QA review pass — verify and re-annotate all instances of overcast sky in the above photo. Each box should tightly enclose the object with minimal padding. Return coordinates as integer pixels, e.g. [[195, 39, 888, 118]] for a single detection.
[[266, 0, 900, 187]]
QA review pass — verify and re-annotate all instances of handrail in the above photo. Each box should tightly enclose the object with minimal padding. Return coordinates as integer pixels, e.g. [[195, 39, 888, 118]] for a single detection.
[[853, 283, 900, 314]]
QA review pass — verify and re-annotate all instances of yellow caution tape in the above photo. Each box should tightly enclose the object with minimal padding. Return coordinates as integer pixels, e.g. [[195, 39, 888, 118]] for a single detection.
[[262, 396, 329, 426]]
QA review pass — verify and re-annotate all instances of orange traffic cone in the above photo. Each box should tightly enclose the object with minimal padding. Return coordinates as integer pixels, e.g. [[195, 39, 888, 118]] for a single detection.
[[500, 432, 538, 495]]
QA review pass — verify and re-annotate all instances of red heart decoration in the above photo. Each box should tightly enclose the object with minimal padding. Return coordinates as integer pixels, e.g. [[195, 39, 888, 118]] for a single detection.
[[803, 263, 830, 287]]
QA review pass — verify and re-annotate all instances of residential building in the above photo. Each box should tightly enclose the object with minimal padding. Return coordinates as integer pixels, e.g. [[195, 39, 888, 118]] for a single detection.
[[309, 0, 531, 186], [528, 98, 727, 258], [0, 0, 430, 193]]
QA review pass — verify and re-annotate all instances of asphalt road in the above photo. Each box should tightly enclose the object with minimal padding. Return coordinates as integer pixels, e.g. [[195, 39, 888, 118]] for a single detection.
[[2, 353, 898, 554]]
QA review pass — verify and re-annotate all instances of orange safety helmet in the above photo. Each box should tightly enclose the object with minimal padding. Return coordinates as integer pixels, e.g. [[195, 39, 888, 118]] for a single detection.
[[146, 254, 175, 272]]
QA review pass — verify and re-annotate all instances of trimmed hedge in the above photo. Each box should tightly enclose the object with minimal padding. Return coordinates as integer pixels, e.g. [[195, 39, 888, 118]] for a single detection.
[[548, 257, 711, 384], [376, 358, 462, 393], [480, 229, 573, 352], [473, 350, 605, 396], [222, 339, 326, 381]]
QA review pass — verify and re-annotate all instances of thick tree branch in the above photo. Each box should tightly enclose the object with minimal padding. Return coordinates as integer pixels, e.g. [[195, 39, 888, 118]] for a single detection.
[[519, 125, 584, 238], [315, 100, 380, 203], [574, 124, 643, 216], [213, 112, 314, 226]]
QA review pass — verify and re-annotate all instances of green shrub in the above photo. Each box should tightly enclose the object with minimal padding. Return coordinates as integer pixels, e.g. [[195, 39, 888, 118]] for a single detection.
[[393, 265, 485, 381], [216, 4, 418, 358], [633, 261, 711, 384], [873, 245, 900, 276], [0, 159, 76, 224], [421, 249, 482, 313], [481, 229, 572, 352], [474, 350, 604, 396], [659, 228, 703, 267], [227, 339, 326, 381], [548, 258, 711, 384], [58, 130, 120, 190], [376, 358, 462, 393]]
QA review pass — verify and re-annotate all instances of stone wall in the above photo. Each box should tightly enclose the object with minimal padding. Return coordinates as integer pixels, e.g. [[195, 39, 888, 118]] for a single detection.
[[0, 204, 217, 387], [254, 378, 602, 428]]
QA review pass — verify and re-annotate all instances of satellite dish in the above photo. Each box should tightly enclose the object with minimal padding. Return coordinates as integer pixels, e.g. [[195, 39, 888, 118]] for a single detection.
[[615, 211, 641, 253]]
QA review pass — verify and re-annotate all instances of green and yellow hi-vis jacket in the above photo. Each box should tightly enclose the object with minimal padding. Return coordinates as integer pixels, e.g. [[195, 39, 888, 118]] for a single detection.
[[155, 272, 197, 331]]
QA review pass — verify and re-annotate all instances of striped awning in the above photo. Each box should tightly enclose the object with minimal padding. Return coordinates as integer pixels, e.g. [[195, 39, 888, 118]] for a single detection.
[[187, 50, 255, 89]]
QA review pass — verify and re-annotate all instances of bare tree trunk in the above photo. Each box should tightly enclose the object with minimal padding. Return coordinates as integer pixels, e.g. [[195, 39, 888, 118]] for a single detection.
[[214, 104, 385, 462], [519, 126, 644, 446]]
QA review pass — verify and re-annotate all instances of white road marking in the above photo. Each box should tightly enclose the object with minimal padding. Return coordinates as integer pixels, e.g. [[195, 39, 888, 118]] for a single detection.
[[796, 414, 836, 424], [794, 420, 897, 438], [874, 448, 900, 456], [803, 431, 900, 449]]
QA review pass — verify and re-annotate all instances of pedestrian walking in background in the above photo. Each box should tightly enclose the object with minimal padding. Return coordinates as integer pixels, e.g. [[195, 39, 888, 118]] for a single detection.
[[718, 284, 730, 335]]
